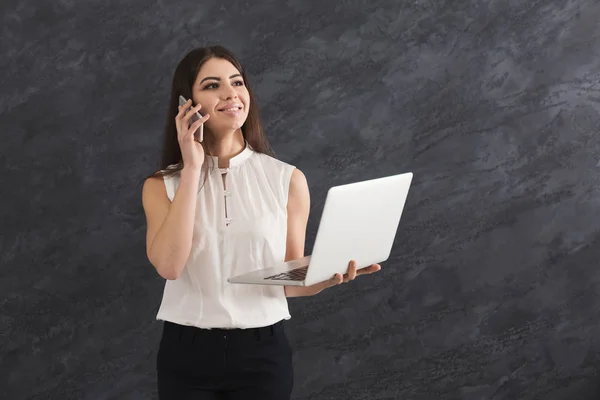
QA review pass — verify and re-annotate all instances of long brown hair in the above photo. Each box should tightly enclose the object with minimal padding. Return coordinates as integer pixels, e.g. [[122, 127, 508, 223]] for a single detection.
[[147, 45, 275, 181]]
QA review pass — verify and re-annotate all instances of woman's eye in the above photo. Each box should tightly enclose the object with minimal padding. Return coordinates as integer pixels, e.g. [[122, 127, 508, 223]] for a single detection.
[[203, 81, 244, 90]]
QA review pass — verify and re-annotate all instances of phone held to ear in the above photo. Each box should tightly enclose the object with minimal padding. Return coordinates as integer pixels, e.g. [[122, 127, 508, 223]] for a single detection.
[[178, 95, 204, 142]]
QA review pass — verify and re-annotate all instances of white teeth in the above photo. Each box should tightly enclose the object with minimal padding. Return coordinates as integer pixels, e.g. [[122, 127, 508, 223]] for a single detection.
[[221, 106, 241, 111]]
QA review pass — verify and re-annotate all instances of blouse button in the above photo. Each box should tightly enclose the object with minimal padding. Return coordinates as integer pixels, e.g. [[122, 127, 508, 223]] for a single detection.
[[224, 190, 232, 197]]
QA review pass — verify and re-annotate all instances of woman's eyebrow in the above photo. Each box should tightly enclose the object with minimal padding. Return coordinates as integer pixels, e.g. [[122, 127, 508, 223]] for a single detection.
[[199, 74, 242, 84]]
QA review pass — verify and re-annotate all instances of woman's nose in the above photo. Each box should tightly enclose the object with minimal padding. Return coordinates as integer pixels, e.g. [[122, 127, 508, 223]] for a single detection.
[[221, 84, 237, 99]]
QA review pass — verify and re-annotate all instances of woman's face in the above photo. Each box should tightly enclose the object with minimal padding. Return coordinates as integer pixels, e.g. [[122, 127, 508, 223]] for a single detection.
[[192, 57, 250, 136]]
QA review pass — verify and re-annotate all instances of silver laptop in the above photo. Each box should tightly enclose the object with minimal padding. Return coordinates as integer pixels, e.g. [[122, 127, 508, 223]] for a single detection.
[[227, 172, 413, 286]]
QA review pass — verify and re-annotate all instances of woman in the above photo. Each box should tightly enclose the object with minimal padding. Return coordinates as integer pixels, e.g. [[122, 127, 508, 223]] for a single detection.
[[142, 45, 381, 400]]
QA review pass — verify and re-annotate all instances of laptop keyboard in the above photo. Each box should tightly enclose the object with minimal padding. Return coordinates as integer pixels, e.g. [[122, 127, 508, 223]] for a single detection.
[[264, 266, 309, 281]]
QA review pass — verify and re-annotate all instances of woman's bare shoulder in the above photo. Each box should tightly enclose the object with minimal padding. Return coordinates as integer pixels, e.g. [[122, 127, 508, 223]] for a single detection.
[[142, 174, 168, 204]]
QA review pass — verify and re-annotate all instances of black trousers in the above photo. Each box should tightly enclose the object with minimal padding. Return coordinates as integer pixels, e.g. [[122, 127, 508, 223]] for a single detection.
[[156, 319, 294, 399]]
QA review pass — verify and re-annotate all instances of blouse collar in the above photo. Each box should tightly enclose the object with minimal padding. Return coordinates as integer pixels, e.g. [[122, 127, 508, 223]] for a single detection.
[[206, 141, 254, 173]]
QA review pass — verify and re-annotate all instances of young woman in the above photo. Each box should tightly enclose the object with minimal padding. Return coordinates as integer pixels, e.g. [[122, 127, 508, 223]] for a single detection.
[[142, 45, 381, 400]]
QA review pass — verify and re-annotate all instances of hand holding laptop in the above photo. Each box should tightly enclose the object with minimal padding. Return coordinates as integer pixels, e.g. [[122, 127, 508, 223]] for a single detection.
[[284, 260, 382, 297]]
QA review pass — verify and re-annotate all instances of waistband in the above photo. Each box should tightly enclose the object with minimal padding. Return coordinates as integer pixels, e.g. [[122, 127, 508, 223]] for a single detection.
[[162, 319, 286, 342]]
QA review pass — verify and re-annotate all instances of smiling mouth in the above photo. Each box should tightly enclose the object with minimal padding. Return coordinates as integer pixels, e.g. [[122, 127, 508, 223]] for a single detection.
[[219, 106, 243, 112]]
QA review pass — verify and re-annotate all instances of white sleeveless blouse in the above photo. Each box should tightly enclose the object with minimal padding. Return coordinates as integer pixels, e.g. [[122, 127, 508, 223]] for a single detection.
[[156, 143, 295, 329]]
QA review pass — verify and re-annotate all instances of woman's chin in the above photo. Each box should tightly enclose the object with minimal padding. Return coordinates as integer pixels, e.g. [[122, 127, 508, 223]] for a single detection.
[[206, 122, 246, 136], [219, 120, 246, 132]]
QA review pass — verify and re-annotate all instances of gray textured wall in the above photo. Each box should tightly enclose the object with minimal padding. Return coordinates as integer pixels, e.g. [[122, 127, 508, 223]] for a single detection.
[[2, 0, 600, 399]]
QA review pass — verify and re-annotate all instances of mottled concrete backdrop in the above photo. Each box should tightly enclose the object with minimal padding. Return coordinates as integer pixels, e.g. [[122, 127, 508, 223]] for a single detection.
[[2, 0, 600, 399]]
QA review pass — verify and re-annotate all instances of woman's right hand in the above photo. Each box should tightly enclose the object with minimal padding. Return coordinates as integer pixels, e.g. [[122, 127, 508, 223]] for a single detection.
[[175, 100, 210, 171]]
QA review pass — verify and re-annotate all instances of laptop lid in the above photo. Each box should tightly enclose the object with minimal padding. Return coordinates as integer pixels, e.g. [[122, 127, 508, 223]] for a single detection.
[[303, 172, 413, 286]]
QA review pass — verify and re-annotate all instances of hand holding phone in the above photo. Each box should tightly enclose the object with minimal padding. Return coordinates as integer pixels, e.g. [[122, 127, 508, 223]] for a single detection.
[[178, 95, 204, 142]]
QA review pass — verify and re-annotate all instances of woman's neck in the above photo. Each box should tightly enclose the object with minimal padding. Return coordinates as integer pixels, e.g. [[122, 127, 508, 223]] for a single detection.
[[205, 129, 246, 168]]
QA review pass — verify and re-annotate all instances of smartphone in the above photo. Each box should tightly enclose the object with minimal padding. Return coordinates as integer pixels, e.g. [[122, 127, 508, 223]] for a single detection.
[[178, 95, 204, 142]]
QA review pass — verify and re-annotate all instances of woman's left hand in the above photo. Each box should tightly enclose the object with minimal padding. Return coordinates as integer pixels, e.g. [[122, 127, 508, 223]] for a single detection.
[[284, 260, 381, 297]]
